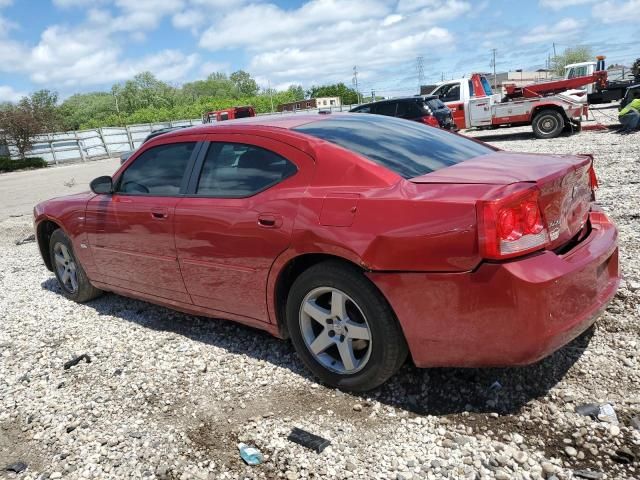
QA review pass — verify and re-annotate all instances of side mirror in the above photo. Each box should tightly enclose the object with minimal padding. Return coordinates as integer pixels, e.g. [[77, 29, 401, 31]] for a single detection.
[[90, 176, 113, 195]]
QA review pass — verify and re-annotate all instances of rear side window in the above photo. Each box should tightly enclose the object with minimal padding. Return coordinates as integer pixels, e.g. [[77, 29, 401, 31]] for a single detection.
[[294, 115, 493, 179], [396, 101, 423, 118], [196, 143, 297, 197], [118, 142, 195, 195], [376, 102, 397, 116]]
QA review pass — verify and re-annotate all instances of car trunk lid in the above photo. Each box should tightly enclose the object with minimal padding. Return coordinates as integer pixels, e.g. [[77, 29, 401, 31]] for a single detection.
[[410, 151, 594, 250]]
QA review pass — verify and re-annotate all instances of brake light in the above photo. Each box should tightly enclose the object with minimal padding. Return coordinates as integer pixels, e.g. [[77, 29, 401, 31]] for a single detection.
[[477, 186, 550, 259], [419, 115, 440, 128]]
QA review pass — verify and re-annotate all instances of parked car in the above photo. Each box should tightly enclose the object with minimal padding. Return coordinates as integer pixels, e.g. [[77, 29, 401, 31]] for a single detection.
[[34, 113, 619, 391], [350, 95, 454, 129], [119, 126, 187, 164]]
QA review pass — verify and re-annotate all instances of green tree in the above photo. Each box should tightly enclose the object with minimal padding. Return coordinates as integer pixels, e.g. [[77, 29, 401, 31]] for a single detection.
[[0, 101, 45, 158], [286, 84, 305, 101], [230, 70, 259, 96], [550, 46, 594, 76], [306, 83, 359, 105], [59, 92, 116, 130]]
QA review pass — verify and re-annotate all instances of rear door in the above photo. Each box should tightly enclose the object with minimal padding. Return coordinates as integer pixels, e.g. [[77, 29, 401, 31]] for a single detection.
[[174, 135, 314, 322], [85, 139, 201, 302]]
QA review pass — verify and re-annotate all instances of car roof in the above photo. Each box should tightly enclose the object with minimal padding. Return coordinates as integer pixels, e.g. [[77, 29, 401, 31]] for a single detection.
[[164, 113, 331, 138], [353, 95, 438, 108]]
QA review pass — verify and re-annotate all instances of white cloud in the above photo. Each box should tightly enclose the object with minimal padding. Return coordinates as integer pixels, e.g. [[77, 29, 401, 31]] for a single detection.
[[0, 23, 198, 88], [0, 0, 13, 6], [520, 17, 585, 44], [0, 85, 26, 102], [200, 61, 230, 76], [539, 0, 596, 9], [197, 0, 463, 88], [382, 14, 403, 26], [592, 0, 640, 23]]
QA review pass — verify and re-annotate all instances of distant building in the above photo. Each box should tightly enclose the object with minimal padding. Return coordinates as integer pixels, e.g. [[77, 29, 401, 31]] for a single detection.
[[277, 96, 341, 112]]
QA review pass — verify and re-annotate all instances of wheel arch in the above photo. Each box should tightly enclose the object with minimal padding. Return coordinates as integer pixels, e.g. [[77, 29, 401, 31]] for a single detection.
[[270, 252, 368, 339], [531, 104, 569, 122], [36, 218, 63, 271]]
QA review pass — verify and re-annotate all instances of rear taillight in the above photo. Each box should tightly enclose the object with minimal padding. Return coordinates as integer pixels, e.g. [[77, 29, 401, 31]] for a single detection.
[[588, 163, 598, 190], [418, 115, 440, 128], [477, 186, 550, 260]]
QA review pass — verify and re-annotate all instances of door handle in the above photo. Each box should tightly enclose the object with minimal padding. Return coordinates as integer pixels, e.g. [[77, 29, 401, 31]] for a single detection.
[[151, 208, 168, 219], [257, 214, 282, 228]]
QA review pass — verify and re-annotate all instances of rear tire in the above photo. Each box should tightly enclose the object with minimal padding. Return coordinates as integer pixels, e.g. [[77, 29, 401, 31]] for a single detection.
[[532, 110, 565, 139], [49, 229, 102, 303], [286, 261, 408, 392]]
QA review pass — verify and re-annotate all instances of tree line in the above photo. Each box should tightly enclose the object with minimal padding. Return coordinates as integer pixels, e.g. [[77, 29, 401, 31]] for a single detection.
[[0, 70, 360, 158]]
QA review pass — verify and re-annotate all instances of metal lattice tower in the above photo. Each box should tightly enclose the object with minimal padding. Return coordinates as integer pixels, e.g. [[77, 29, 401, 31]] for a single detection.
[[416, 56, 425, 93]]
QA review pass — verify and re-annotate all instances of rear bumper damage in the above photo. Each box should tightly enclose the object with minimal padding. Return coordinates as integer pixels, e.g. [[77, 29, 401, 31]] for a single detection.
[[368, 208, 619, 368]]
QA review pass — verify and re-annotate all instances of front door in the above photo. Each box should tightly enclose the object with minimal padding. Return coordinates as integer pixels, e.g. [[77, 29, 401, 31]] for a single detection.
[[174, 135, 314, 322], [85, 140, 200, 302]]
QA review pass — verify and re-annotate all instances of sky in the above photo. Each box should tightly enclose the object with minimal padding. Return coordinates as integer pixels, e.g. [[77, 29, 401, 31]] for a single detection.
[[0, 0, 639, 102]]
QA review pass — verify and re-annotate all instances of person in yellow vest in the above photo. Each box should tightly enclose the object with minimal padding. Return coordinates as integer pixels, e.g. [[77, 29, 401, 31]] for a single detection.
[[619, 90, 640, 133]]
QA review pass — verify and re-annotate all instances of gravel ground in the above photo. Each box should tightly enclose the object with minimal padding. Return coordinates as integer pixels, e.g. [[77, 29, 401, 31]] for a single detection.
[[1, 105, 639, 480]]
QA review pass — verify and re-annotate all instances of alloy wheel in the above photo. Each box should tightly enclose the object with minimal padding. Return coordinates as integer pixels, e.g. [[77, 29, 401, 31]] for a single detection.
[[299, 286, 373, 374], [53, 242, 78, 294]]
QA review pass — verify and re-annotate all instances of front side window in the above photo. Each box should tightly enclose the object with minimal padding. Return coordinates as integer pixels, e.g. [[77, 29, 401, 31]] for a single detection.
[[117, 142, 196, 195], [196, 143, 297, 197]]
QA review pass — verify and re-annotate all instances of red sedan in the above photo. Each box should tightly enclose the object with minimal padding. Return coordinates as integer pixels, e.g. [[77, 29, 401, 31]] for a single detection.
[[34, 114, 620, 391]]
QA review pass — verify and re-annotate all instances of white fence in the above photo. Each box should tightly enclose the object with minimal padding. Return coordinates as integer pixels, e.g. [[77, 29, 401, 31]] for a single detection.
[[10, 104, 357, 164]]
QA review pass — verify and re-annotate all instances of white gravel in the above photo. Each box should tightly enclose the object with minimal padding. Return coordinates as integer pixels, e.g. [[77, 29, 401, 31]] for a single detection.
[[1, 105, 639, 480]]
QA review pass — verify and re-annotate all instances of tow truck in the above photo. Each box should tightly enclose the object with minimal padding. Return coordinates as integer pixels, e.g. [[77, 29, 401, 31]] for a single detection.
[[564, 56, 639, 104], [430, 63, 609, 139], [202, 105, 256, 123]]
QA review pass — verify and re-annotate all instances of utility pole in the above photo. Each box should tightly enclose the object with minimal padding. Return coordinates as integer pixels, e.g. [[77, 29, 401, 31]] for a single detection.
[[267, 80, 274, 113], [371, 89, 375, 101], [553, 42, 557, 57], [491, 48, 497, 91], [441, 71, 444, 82], [352, 66, 361, 104], [416, 56, 425, 94]]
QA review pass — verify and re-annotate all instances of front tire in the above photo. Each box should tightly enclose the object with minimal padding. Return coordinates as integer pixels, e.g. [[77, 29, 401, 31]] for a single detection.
[[532, 110, 565, 139], [286, 261, 408, 391], [49, 229, 102, 303]]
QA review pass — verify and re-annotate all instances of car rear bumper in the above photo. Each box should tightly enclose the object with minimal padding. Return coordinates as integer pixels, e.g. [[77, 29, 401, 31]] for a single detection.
[[367, 209, 619, 368]]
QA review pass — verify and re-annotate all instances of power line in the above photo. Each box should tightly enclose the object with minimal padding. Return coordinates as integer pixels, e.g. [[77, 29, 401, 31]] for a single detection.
[[415, 56, 424, 94]]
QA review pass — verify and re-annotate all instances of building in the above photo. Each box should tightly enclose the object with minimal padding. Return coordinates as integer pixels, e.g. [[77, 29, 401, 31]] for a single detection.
[[277, 97, 341, 112]]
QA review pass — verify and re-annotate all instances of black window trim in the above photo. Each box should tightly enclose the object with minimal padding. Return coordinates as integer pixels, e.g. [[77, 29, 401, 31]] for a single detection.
[[114, 141, 204, 197], [183, 140, 299, 199]]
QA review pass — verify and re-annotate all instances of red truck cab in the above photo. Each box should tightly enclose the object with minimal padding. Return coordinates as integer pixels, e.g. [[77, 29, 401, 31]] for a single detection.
[[203, 106, 256, 123]]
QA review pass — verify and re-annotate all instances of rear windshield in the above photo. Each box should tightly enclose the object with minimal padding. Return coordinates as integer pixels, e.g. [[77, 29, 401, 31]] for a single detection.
[[425, 98, 446, 111], [294, 114, 493, 179]]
